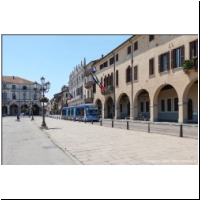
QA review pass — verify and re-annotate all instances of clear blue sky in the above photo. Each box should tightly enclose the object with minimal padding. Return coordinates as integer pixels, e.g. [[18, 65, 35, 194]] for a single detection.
[[2, 35, 132, 99]]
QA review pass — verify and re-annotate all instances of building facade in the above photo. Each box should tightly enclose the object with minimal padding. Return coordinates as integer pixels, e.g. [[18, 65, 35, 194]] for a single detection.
[[2, 76, 42, 116], [67, 59, 85, 106], [90, 35, 198, 123]]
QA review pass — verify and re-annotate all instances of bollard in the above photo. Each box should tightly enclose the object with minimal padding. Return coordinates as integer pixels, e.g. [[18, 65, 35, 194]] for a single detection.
[[127, 121, 129, 130], [180, 124, 183, 137], [92, 120, 93, 124], [112, 120, 114, 128], [148, 123, 150, 133], [100, 120, 102, 126], [85, 119, 86, 123]]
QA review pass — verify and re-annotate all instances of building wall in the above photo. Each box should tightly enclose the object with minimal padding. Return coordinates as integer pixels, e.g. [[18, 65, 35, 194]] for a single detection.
[[91, 35, 198, 123]]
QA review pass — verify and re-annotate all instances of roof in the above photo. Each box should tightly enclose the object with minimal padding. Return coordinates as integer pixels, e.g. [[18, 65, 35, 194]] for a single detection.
[[2, 76, 35, 85]]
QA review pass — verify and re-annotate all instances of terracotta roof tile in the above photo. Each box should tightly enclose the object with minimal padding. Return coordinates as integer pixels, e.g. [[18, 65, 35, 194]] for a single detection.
[[2, 76, 34, 85]]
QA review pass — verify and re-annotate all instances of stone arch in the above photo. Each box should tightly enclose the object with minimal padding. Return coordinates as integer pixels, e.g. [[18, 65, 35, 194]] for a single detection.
[[182, 78, 198, 123], [104, 96, 114, 118], [133, 89, 150, 120], [152, 84, 179, 122], [33, 104, 40, 115], [95, 99, 102, 117], [10, 104, 18, 116], [116, 93, 130, 119]]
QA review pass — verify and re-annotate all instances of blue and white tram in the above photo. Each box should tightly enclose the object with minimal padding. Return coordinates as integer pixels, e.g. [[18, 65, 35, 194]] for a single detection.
[[62, 103, 100, 122]]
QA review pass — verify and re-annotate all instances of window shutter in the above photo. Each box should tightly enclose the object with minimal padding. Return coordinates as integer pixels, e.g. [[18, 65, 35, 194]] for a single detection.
[[116, 70, 118, 86], [158, 55, 161, 73], [126, 68, 128, 83], [130, 67, 132, 81], [181, 45, 185, 66], [149, 59, 151, 75], [167, 52, 170, 70], [190, 41, 194, 59], [152, 58, 154, 74], [171, 50, 174, 69], [111, 72, 113, 85]]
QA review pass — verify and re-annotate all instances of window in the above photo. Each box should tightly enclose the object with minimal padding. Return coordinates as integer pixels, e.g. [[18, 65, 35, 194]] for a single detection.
[[116, 54, 118, 62], [116, 70, 119, 86], [149, 35, 154, 42], [111, 72, 113, 85], [134, 41, 138, 51], [134, 66, 138, 81], [149, 58, 154, 75], [33, 94, 37, 100], [127, 45, 131, 55], [12, 93, 16, 100], [103, 61, 108, 68], [109, 57, 114, 65], [93, 83, 96, 93], [161, 99, 165, 112], [126, 66, 132, 83], [171, 46, 184, 68], [140, 102, 144, 112], [146, 101, 149, 112], [120, 104, 122, 112], [100, 64, 103, 70], [22, 85, 27, 90], [23, 93, 26, 100], [167, 99, 172, 112], [3, 84, 6, 89], [12, 85, 16, 89], [190, 40, 198, 68], [2, 92, 7, 99], [159, 52, 170, 72], [174, 98, 178, 112]]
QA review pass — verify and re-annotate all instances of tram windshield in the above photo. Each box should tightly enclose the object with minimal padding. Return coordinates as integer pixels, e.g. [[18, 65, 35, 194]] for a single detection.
[[86, 105, 99, 115]]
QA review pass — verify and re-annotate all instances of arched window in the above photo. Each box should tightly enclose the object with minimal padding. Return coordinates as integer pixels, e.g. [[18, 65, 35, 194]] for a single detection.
[[22, 85, 27, 90], [104, 76, 106, 87], [126, 66, 132, 83], [12, 93, 16, 100]]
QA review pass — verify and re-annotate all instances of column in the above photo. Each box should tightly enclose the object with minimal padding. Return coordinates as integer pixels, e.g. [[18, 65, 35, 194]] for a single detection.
[[178, 102, 188, 123], [102, 102, 104, 119], [150, 104, 158, 122], [7, 105, 10, 115]]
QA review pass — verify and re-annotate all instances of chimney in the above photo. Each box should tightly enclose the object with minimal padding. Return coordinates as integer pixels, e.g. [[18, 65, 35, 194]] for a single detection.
[[101, 54, 104, 58], [13, 76, 14, 79]]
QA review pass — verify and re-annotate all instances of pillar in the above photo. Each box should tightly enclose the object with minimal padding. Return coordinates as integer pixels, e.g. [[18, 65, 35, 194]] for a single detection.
[[178, 101, 188, 123], [150, 104, 158, 122]]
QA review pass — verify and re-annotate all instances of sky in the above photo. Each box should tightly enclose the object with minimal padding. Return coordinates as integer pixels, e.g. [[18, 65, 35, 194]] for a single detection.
[[2, 35, 132, 99]]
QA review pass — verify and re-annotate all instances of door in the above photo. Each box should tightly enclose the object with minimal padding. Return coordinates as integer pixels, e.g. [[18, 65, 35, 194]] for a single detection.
[[188, 99, 193, 120]]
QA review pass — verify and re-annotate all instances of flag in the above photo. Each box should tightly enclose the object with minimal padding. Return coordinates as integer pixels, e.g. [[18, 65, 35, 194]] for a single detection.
[[66, 92, 73, 100], [91, 73, 105, 93]]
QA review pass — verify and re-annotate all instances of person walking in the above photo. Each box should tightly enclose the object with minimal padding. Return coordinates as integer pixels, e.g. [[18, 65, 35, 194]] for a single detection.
[[16, 113, 20, 122]]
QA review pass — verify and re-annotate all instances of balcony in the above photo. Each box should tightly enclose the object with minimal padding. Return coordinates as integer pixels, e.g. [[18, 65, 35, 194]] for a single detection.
[[84, 98, 93, 103], [84, 68, 93, 77], [102, 85, 114, 95], [85, 81, 95, 89]]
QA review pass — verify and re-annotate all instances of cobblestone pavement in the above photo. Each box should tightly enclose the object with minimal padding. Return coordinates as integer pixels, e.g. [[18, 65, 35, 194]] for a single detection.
[[32, 116, 198, 165]]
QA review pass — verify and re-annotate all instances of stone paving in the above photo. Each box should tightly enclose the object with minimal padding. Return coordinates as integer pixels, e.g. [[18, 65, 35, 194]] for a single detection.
[[32, 116, 198, 165]]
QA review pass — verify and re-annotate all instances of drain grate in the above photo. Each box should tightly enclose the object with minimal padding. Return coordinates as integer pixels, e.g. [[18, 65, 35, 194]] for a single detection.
[[42, 145, 58, 149]]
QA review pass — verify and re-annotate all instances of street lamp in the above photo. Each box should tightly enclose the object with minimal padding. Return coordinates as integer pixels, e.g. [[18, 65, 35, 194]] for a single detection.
[[34, 77, 50, 128]]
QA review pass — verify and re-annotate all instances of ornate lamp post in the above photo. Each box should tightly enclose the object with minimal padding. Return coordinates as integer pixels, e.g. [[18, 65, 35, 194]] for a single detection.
[[34, 77, 50, 128]]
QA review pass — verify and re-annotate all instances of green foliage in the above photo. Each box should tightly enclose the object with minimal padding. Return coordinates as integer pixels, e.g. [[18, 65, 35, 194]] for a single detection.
[[183, 56, 198, 70]]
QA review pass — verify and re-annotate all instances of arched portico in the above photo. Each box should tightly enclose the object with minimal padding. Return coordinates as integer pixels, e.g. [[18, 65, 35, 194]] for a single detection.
[[133, 89, 150, 120], [95, 99, 102, 117], [152, 84, 179, 122], [116, 93, 130, 119], [10, 104, 18, 116], [104, 96, 114, 118]]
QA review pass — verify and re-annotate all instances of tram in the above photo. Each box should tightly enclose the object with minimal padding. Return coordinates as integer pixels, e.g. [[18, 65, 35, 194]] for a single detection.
[[61, 103, 100, 122]]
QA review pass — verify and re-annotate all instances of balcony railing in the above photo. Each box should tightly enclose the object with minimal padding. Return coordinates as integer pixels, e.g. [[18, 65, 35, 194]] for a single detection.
[[84, 68, 93, 77], [84, 98, 93, 103], [85, 81, 95, 89], [102, 85, 114, 95]]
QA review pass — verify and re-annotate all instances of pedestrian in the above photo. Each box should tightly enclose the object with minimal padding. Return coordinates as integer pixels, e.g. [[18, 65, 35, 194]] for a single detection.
[[16, 113, 20, 122]]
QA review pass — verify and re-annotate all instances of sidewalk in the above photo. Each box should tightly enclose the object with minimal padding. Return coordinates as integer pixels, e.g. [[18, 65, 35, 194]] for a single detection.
[[33, 116, 198, 165]]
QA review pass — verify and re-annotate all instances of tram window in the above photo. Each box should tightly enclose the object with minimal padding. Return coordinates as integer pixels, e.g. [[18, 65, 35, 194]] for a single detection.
[[62, 110, 66, 115]]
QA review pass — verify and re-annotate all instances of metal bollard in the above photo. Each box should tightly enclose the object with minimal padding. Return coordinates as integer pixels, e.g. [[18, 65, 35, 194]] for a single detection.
[[100, 120, 102, 126], [92, 120, 93, 124], [127, 121, 129, 130], [85, 119, 86, 123], [112, 120, 114, 128], [180, 124, 183, 137], [148, 123, 150, 133]]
